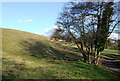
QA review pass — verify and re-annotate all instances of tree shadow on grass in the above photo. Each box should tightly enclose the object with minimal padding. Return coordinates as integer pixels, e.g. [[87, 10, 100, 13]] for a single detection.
[[101, 52, 120, 69], [20, 39, 82, 62]]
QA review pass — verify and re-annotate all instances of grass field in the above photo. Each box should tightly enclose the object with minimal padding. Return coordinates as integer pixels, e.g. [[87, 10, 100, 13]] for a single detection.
[[101, 49, 120, 62], [1, 28, 120, 79], [101, 49, 120, 68]]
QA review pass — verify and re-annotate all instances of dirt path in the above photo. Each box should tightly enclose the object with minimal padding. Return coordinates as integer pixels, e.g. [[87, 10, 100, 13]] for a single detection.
[[100, 55, 120, 77]]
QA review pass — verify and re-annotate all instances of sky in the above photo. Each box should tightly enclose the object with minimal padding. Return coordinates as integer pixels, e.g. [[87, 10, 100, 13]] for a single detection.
[[2, 2, 65, 36], [1, 2, 119, 40]]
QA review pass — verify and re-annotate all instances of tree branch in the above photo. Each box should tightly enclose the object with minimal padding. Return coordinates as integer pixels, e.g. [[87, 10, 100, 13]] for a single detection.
[[108, 21, 120, 37]]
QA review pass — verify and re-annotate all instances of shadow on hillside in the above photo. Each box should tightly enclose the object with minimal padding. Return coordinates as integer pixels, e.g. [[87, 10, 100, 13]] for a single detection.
[[20, 39, 82, 62]]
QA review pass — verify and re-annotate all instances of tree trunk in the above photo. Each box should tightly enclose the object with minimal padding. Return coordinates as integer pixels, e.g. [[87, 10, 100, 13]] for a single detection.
[[96, 50, 101, 65], [87, 48, 92, 64], [88, 52, 92, 64], [83, 52, 87, 63]]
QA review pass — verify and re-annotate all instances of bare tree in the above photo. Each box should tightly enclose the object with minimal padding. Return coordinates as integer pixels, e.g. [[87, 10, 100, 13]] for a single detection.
[[52, 1, 120, 65]]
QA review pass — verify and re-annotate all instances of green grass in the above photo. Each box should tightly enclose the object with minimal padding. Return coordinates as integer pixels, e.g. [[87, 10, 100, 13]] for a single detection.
[[101, 49, 120, 64], [1, 28, 120, 79]]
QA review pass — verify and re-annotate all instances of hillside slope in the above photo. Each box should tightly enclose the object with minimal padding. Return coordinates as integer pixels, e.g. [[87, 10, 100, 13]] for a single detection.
[[1, 28, 119, 79]]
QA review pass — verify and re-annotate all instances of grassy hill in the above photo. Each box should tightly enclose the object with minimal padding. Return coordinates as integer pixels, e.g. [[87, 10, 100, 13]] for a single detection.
[[1, 28, 119, 79]]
